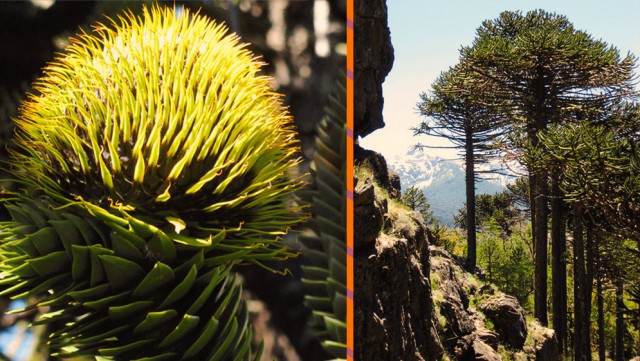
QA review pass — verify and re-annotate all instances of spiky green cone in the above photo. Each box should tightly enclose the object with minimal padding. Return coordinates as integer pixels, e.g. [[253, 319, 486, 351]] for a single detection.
[[13, 5, 304, 260], [299, 73, 347, 359], [0, 197, 256, 359], [0, 5, 304, 360]]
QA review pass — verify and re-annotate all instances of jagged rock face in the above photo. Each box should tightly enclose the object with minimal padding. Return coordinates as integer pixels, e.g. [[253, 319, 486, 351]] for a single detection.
[[355, 0, 394, 137], [429, 248, 559, 361], [354, 156, 560, 361], [470, 338, 503, 361], [388, 169, 401, 196], [355, 234, 444, 360], [354, 176, 387, 248], [385, 210, 429, 248], [526, 322, 560, 361], [430, 250, 478, 357], [478, 295, 528, 349], [355, 144, 402, 199], [354, 190, 443, 360]]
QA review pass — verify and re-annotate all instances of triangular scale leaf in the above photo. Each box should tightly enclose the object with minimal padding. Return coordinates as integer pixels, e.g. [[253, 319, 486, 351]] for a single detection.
[[132, 261, 175, 299], [98, 254, 146, 290]]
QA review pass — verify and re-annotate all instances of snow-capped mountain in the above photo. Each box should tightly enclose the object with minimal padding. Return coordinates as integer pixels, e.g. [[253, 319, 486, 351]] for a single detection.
[[389, 149, 515, 225]]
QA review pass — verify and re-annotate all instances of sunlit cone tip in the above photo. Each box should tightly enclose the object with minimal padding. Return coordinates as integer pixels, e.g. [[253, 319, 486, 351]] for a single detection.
[[12, 4, 306, 244]]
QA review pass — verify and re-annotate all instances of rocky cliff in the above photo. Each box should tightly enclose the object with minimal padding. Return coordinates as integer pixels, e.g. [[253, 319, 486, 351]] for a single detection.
[[354, 0, 394, 138], [354, 0, 559, 358], [355, 150, 443, 360], [355, 153, 560, 360]]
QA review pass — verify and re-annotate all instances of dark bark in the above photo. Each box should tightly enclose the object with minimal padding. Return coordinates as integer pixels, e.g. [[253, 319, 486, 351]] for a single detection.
[[573, 204, 590, 361], [585, 221, 595, 354], [530, 172, 537, 242], [465, 129, 477, 271], [551, 174, 567, 353], [596, 271, 606, 361], [615, 280, 624, 361], [531, 86, 549, 325], [534, 172, 549, 326]]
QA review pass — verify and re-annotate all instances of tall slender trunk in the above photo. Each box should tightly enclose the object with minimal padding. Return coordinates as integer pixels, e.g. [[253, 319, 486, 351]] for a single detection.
[[596, 268, 605, 361], [529, 172, 537, 247], [573, 204, 589, 361], [584, 221, 595, 356], [529, 74, 550, 327], [534, 172, 549, 325], [551, 174, 567, 352], [615, 280, 624, 361], [465, 130, 476, 272]]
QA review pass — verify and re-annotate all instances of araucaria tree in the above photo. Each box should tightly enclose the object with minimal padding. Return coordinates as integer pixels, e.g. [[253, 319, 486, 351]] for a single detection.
[[459, 10, 637, 339], [415, 65, 506, 271], [0, 6, 308, 359], [540, 119, 640, 361], [401, 185, 434, 224]]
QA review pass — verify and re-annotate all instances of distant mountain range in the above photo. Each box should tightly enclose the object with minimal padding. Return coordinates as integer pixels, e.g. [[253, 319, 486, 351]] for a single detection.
[[388, 149, 515, 225]]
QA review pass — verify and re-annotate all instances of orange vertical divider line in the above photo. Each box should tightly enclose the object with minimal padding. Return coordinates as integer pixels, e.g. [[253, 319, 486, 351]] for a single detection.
[[346, 0, 354, 359]]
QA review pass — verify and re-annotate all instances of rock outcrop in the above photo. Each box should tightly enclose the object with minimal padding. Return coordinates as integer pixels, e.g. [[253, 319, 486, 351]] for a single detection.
[[355, 144, 401, 200], [355, 0, 394, 137], [477, 294, 528, 349], [354, 176, 387, 248], [430, 247, 560, 361], [525, 322, 561, 361], [355, 173, 443, 360], [354, 151, 561, 361]]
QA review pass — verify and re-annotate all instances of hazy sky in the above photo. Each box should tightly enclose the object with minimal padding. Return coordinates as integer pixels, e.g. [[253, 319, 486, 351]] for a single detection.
[[359, 0, 640, 161]]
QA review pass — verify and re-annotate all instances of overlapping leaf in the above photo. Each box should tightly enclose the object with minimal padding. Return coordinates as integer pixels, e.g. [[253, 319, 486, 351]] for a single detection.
[[0, 5, 306, 360], [298, 72, 347, 359], [0, 195, 260, 360]]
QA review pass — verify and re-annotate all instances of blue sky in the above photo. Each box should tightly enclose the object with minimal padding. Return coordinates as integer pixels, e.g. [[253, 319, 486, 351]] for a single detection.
[[359, 0, 640, 160]]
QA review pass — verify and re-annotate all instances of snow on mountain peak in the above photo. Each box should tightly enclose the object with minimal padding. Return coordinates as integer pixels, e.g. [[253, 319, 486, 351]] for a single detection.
[[389, 150, 515, 225]]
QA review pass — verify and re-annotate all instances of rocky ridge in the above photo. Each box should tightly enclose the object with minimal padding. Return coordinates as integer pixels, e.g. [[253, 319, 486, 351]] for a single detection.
[[355, 149, 559, 361]]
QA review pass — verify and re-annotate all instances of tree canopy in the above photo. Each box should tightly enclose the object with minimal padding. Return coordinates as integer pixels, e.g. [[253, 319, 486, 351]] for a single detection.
[[417, 9, 639, 357]]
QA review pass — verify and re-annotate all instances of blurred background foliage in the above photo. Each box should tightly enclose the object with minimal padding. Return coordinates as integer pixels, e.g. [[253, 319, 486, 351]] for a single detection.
[[0, 1, 345, 360]]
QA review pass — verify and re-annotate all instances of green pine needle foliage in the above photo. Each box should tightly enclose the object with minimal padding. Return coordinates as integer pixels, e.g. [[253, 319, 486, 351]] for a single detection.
[[0, 5, 306, 360], [299, 72, 347, 360]]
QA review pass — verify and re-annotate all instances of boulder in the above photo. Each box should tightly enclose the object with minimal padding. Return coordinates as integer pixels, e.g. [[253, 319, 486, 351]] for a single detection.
[[388, 169, 401, 197], [440, 295, 474, 337], [355, 145, 401, 199], [478, 295, 528, 349], [471, 338, 503, 361], [354, 176, 387, 248], [525, 322, 560, 361]]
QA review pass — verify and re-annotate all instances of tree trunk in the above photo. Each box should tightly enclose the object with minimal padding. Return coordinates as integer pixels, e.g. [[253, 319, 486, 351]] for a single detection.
[[584, 221, 594, 355], [615, 280, 624, 361], [529, 172, 537, 248], [573, 204, 590, 361], [551, 174, 567, 353], [534, 172, 549, 326], [596, 271, 605, 361], [465, 130, 476, 271]]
